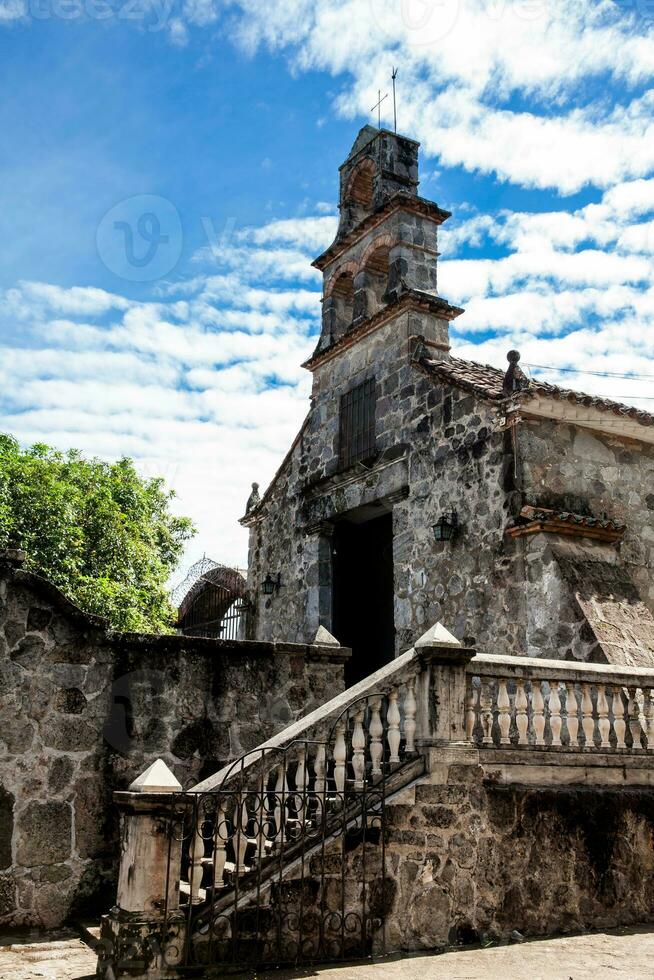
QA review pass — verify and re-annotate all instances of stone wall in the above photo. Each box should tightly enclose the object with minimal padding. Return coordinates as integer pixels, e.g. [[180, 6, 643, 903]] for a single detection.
[[246, 314, 523, 660], [0, 554, 347, 929], [382, 758, 654, 950], [519, 419, 654, 661], [248, 754, 654, 958]]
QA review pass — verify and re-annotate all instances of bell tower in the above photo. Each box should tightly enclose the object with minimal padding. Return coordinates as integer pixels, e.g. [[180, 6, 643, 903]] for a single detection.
[[305, 126, 462, 368]]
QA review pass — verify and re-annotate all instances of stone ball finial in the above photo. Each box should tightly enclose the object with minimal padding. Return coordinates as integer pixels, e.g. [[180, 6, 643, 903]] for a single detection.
[[252, 482, 259, 490], [507, 350, 521, 365]]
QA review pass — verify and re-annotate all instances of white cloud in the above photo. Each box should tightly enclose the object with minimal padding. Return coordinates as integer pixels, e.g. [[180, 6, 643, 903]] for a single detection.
[[0, 0, 24, 21], [0, 213, 326, 569], [199, 0, 654, 193]]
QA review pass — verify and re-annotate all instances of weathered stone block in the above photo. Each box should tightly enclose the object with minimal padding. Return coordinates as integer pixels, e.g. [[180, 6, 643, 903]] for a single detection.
[[16, 802, 72, 866], [0, 785, 14, 869], [0, 874, 16, 917], [10, 634, 46, 669]]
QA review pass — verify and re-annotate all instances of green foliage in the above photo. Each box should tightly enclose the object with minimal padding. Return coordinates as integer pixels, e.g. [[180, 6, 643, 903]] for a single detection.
[[0, 434, 195, 633]]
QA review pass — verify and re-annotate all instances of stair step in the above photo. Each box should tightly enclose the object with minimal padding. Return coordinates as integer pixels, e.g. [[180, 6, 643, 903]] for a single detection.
[[193, 755, 427, 932]]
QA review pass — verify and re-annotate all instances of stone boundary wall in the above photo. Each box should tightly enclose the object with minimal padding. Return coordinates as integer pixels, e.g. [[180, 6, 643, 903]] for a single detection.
[[0, 553, 347, 929], [382, 756, 654, 949], [243, 751, 654, 960]]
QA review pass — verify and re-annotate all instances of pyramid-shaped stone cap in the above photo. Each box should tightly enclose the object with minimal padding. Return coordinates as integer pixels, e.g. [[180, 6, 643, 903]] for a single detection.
[[347, 125, 378, 160], [415, 622, 462, 649], [312, 625, 340, 647], [128, 759, 182, 794]]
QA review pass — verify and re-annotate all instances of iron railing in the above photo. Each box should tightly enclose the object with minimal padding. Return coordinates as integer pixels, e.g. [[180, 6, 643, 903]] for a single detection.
[[159, 692, 419, 971]]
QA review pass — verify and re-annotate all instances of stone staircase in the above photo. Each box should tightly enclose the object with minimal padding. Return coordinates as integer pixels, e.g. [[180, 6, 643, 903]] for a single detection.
[[98, 623, 654, 979]]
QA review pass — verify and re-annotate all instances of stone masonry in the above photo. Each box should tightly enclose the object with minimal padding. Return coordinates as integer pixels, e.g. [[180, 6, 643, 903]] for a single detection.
[[242, 126, 654, 671], [0, 551, 347, 929]]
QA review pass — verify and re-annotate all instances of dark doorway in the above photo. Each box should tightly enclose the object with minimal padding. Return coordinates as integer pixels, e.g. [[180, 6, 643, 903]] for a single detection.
[[332, 510, 395, 686]]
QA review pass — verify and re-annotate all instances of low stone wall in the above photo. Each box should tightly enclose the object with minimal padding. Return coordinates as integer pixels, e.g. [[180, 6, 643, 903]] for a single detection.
[[247, 751, 654, 959], [0, 553, 347, 929], [383, 755, 654, 949]]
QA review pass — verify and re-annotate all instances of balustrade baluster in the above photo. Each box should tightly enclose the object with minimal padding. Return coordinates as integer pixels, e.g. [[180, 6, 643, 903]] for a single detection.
[[515, 679, 529, 746], [613, 688, 627, 749], [387, 689, 401, 764], [404, 677, 417, 755], [273, 766, 285, 844], [628, 687, 644, 750], [314, 744, 326, 795], [549, 682, 562, 748], [597, 684, 611, 749], [296, 748, 307, 795], [497, 679, 511, 745], [369, 698, 383, 777], [480, 680, 494, 746], [213, 797, 228, 888], [465, 682, 478, 743], [189, 807, 204, 903], [294, 749, 307, 832], [643, 688, 654, 750], [351, 708, 366, 790], [333, 720, 347, 792], [566, 683, 579, 748], [234, 799, 249, 873], [532, 681, 545, 746], [581, 683, 595, 748]]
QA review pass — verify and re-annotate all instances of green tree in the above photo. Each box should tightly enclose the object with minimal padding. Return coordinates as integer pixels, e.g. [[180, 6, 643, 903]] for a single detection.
[[0, 434, 195, 633]]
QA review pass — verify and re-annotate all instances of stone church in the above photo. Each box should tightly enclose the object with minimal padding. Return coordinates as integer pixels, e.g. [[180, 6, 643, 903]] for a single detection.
[[242, 124, 654, 684]]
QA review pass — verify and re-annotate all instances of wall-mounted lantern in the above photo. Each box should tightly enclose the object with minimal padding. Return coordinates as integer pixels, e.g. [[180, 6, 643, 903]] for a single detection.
[[433, 511, 459, 543], [261, 572, 281, 596]]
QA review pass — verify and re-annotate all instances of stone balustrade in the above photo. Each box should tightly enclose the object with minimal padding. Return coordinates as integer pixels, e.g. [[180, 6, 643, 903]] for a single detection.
[[466, 653, 654, 752], [181, 680, 420, 908], [191, 646, 428, 798], [100, 629, 654, 978]]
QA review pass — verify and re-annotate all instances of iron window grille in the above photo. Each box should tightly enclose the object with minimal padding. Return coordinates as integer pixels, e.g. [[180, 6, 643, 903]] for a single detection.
[[339, 377, 377, 469]]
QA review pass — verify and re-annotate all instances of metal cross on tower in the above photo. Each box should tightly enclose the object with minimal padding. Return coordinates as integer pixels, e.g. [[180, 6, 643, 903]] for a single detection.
[[371, 89, 388, 129]]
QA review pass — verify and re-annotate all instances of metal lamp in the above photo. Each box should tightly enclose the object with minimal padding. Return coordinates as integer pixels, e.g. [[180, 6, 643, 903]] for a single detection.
[[262, 572, 281, 595], [433, 511, 459, 542]]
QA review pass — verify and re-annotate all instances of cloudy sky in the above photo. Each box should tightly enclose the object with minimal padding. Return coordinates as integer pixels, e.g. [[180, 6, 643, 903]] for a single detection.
[[1, 1, 653, 575]]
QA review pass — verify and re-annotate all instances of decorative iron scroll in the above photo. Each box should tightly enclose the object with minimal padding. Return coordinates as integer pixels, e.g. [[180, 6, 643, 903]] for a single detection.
[[160, 691, 414, 971]]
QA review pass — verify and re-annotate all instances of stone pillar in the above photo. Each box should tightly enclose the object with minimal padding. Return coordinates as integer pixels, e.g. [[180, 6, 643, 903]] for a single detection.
[[415, 623, 475, 747], [97, 760, 187, 980], [352, 268, 367, 323], [304, 522, 334, 639]]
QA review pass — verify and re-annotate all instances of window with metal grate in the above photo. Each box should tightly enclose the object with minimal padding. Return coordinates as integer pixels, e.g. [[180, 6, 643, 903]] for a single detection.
[[339, 377, 377, 469]]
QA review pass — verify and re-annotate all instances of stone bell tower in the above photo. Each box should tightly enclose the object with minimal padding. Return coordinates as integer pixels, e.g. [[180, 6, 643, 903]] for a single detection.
[[305, 125, 462, 367]]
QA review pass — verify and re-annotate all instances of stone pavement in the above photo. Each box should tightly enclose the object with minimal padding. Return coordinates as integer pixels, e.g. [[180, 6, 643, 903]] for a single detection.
[[2, 926, 654, 979], [0, 929, 96, 979]]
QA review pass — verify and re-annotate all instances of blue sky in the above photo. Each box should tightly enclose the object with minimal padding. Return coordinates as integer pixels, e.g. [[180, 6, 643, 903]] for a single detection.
[[1, 1, 654, 572]]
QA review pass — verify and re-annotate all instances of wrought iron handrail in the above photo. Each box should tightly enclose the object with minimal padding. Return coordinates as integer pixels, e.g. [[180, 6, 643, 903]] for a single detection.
[[161, 682, 421, 971]]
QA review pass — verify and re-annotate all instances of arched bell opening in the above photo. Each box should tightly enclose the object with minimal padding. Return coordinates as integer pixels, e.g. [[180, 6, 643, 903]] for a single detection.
[[362, 244, 391, 317], [341, 158, 376, 230], [331, 271, 355, 338], [348, 159, 375, 207]]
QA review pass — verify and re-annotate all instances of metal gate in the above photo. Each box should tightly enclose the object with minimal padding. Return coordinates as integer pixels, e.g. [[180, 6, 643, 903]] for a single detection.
[[179, 587, 249, 640], [161, 696, 395, 972]]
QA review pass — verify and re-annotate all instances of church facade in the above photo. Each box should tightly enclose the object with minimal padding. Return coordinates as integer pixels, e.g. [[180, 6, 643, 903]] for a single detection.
[[242, 126, 654, 682]]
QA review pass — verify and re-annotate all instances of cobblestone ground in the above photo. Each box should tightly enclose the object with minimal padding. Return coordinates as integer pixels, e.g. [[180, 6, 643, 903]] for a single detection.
[[1, 926, 653, 979]]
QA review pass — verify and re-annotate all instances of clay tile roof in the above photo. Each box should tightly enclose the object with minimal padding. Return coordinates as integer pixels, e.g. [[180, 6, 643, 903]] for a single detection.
[[520, 505, 625, 533], [421, 356, 654, 427], [421, 356, 506, 400], [526, 377, 654, 426]]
